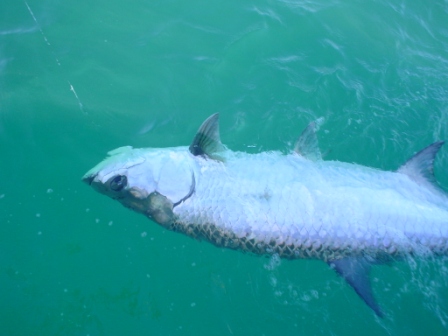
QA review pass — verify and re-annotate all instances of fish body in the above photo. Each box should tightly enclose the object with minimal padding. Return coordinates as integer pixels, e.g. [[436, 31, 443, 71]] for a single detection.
[[83, 114, 448, 316], [175, 149, 448, 260]]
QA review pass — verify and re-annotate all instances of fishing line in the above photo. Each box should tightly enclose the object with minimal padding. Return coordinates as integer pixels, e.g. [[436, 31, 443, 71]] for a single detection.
[[24, 1, 85, 113]]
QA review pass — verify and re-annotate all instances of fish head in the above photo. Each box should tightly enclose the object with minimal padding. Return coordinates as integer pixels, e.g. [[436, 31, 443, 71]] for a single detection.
[[82, 146, 195, 226]]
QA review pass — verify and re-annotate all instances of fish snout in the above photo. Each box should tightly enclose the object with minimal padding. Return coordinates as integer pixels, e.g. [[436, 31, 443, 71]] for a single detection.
[[82, 173, 97, 185]]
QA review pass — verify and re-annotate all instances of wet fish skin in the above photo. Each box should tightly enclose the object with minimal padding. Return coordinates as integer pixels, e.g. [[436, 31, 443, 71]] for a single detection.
[[83, 113, 448, 317]]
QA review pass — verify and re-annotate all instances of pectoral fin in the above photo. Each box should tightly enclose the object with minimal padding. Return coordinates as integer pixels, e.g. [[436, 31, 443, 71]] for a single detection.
[[189, 113, 225, 161], [328, 257, 383, 317]]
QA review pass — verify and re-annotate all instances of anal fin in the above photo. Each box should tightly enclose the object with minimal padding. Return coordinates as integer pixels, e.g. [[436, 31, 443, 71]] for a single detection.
[[397, 141, 444, 190], [328, 256, 383, 317]]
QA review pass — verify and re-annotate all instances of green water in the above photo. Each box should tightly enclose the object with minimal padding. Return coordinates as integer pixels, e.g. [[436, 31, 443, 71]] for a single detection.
[[1, 0, 448, 335]]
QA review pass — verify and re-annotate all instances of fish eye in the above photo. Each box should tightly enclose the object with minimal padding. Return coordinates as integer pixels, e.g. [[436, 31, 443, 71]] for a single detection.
[[110, 175, 127, 191]]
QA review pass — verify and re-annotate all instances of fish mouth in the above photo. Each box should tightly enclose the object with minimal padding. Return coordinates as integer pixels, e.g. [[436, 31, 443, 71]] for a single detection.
[[82, 174, 96, 185]]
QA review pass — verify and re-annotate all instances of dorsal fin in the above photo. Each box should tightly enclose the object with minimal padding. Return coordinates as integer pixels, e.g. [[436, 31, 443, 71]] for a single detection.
[[329, 257, 383, 317], [189, 113, 224, 160], [294, 121, 322, 161], [397, 141, 444, 188]]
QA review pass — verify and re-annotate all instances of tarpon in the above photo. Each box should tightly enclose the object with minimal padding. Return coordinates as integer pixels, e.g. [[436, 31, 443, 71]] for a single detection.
[[83, 114, 448, 316]]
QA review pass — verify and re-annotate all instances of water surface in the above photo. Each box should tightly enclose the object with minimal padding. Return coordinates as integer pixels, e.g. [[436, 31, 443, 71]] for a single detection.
[[1, 0, 448, 335]]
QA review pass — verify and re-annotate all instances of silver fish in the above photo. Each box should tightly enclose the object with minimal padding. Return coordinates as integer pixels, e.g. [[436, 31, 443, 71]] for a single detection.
[[83, 114, 448, 317]]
